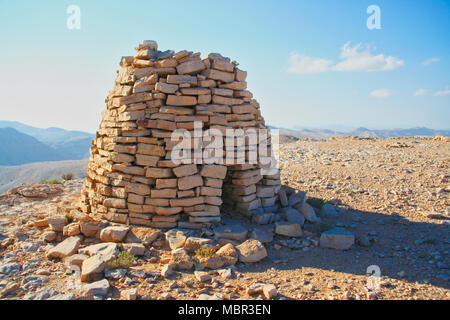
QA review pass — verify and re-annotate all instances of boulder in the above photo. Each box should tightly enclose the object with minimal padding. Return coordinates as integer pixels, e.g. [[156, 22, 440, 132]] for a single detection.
[[246, 283, 264, 295], [170, 248, 194, 270], [123, 243, 145, 256], [213, 220, 248, 241], [184, 237, 217, 253], [79, 221, 102, 237], [81, 250, 117, 282], [121, 288, 138, 300], [319, 228, 354, 250], [249, 227, 273, 243], [42, 231, 57, 242], [34, 219, 49, 228], [63, 223, 80, 237], [235, 240, 267, 263], [125, 227, 161, 245], [47, 293, 75, 300], [81, 255, 107, 282], [285, 207, 305, 226], [105, 268, 127, 280], [206, 243, 238, 269], [79, 242, 118, 257], [0, 282, 19, 297], [0, 262, 21, 275], [275, 221, 302, 237], [356, 234, 371, 247], [47, 216, 67, 232], [263, 284, 277, 300], [64, 253, 88, 269], [46, 236, 81, 259], [198, 293, 224, 300], [297, 203, 320, 223], [80, 279, 110, 296], [288, 191, 306, 207], [165, 229, 187, 250], [194, 271, 211, 282], [100, 226, 129, 242], [320, 204, 339, 217], [80, 244, 119, 282], [278, 189, 288, 207], [218, 268, 234, 280], [160, 265, 174, 278]]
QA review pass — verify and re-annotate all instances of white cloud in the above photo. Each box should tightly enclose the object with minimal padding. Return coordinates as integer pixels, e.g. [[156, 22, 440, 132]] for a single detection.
[[434, 86, 450, 96], [413, 89, 429, 96], [289, 42, 404, 75], [422, 57, 440, 66], [332, 42, 404, 72], [288, 53, 332, 74], [370, 89, 393, 99]]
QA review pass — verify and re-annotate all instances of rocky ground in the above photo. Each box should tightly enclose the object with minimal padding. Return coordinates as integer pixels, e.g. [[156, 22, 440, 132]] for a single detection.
[[0, 136, 448, 300]]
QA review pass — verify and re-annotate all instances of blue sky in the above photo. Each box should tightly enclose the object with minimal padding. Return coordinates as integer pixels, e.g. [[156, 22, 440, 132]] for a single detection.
[[0, 0, 448, 132]]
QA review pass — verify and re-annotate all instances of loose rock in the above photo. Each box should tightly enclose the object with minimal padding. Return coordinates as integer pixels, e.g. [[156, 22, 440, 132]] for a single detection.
[[236, 240, 267, 263], [99, 226, 129, 242], [275, 221, 302, 237], [319, 228, 354, 250], [46, 236, 81, 259], [170, 248, 194, 270], [80, 279, 110, 296]]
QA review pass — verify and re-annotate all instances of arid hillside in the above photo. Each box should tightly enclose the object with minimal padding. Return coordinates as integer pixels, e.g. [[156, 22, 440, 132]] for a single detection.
[[0, 137, 448, 300]]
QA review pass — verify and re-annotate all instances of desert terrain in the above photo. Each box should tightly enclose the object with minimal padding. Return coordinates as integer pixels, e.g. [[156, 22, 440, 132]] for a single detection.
[[0, 160, 88, 194], [0, 136, 448, 300]]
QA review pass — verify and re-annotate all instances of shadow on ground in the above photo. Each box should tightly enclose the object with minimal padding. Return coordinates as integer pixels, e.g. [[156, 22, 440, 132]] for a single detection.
[[225, 203, 450, 291]]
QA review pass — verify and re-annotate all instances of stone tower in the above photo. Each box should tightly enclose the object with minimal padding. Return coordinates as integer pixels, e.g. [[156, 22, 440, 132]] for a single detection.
[[78, 40, 281, 229]]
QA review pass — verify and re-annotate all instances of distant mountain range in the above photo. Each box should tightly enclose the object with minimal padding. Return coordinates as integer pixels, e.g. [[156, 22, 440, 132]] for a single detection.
[[0, 121, 94, 166], [0, 120, 448, 166], [270, 126, 450, 139]]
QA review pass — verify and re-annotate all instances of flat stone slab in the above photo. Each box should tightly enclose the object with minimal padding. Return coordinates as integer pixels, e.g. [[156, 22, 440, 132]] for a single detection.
[[99, 226, 129, 242], [213, 220, 248, 241], [194, 271, 211, 282], [249, 227, 273, 243], [0, 262, 21, 275], [80, 244, 119, 282], [123, 243, 145, 256], [288, 191, 306, 207], [165, 229, 188, 250], [275, 221, 302, 237], [320, 227, 354, 250], [170, 248, 194, 270], [298, 203, 320, 223], [81, 254, 111, 282], [79, 242, 118, 257], [46, 236, 81, 259], [80, 279, 110, 296], [184, 237, 217, 253], [320, 204, 339, 217], [125, 227, 161, 245], [198, 293, 224, 300], [205, 243, 238, 269], [47, 293, 75, 300], [236, 239, 267, 263], [284, 207, 305, 226]]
